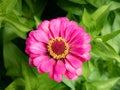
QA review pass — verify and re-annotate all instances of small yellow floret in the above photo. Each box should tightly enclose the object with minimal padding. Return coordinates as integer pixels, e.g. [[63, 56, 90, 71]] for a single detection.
[[47, 37, 69, 60]]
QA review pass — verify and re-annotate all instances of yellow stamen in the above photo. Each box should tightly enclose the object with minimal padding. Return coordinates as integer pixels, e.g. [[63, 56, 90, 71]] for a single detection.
[[47, 37, 69, 60]]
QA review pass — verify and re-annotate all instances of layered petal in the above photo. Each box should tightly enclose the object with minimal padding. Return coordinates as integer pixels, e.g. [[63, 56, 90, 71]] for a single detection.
[[54, 73, 62, 82], [38, 20, 49, 32], [29, 42, 47, 54], [54, 60, 66, 74], [65, 70, 78, 80], [32, 30, 49, 43], [40, 59, 56, 72], [50, 19, 61, 37], [70, 44, 91, 55], [32, 55, 49, 66], [66, 54, 82, 69]]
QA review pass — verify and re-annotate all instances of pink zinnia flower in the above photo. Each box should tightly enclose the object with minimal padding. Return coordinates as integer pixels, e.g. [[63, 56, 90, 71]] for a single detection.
[[25, 17, 91, 82]]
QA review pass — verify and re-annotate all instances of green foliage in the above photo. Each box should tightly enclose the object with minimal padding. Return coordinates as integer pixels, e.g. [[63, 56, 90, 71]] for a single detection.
[[0, 0, 120, 90]]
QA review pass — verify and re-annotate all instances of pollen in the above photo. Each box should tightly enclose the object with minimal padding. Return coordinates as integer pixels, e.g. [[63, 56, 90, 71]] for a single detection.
[[47, 37, 69, 59]]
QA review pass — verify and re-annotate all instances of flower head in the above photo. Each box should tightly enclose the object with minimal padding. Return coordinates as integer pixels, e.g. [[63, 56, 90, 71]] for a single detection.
[[25, 17, 91, 82]]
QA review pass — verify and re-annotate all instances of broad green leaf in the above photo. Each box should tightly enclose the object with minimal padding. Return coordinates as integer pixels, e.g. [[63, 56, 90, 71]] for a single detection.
[[0, 0, 17, 24], [112, 12, 120, 31], [21, 63, 38, 90], [92, 4, 110, 22], [91, 39, 120, 63], [13, 0, 22, 16], [82, 9, 92, 28], [3, 42, 26, 77], [24, 0, 34, 13], [34, 16, 41, 28], [3, 23, 26, 41], [24, 0, 48, 17], [85, 78, 120, 90], [91, 3, 111, 34], [5, 15, 31, 32], [86, 0, 111, 8], [57, 0, 83, 15], [62, 77, 76, 90], [36, 74, 69, 90], [0, 0, 17, 14], [99, 30, 120, 42], [101, 12, 120, 53], [110, 1, 120, 11], [82, 62, 90, 80], [82, 61, 100, 81], [68, 0, 87, 4], [87, 61, 100, 81], [5, 78, 25, 90]]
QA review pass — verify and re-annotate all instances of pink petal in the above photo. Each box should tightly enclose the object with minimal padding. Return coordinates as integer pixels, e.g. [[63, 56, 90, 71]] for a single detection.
[[27, 31, 39, 44], [29, 53, 40, 58], [65, 60, 76, 73], [58, 17, 69, 38], [72, 52, 91, 62], [55, 60, 66, 74], [29, 42, 47, 54], [49, 69, 54, 79], [76, 68, 82, 76], [32, 55, 49, 66], [54, 73, 62, 82], [70, 44, 91, 55], [29, 57, 34, 66], [69, 21, 78, 26], [37, 66, 44, 74], [66, 54, 82, 69], [25, 46, 30, 54], [38, 20, 50, 32], [68, 30, 85, 45], [40, 59, 56, 72], [64, 25, 75, 41], [80, 53, 91, 62], [70, 47, 86, 55], [83, 33, 91, 43], [65, 70, 77, 80], [50, 19, 60, 37], [32, 30, 49, 43], [38, 20, 53, 39], [71, 75, 78, 80]]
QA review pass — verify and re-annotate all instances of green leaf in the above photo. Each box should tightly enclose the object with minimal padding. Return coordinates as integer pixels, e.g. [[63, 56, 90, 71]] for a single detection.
[[112, 12, 120, 31], [92, 4, 110, 22], [86, 0, 110, 8], [91, 3, 111, 33], [0, 0, 17, 14], [85, 78, 120, 90], [99, 30, 120, 42], [3, 23, 26, 41], [5, 78, 25, 90], [62, 77, 76, 90], [82, 62, 90, 80], [34, 16, 41, 28], [3, 42, 27, 77], [82, 9, 92, 28], [24, 0, 48, 17], [110, 1, 120, 11], [91, 39, 120, 63], [82, 61, 100, 81], [57, 0, 83, 15], [5, 14, 31, 32], [68, 0, 87, 4]]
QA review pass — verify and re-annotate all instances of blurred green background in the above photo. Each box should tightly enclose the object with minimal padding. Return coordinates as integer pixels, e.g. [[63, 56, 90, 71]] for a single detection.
[[0, 0, 120, 90]]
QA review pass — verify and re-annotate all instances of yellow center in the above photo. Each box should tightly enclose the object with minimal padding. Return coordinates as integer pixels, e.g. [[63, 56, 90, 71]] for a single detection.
[[47, 37, 69, 59]]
